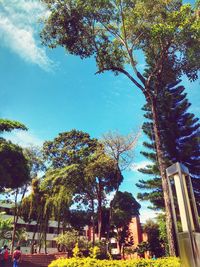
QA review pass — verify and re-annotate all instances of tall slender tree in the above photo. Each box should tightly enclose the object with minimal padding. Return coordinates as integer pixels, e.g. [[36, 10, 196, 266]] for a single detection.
[[137, 80, 200, 210], [41, 0, 200, 255], [101, 131, 139, 240]]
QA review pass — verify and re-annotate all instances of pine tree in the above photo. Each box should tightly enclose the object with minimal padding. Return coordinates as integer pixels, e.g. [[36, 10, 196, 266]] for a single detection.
[[136, 80, 200, 210]]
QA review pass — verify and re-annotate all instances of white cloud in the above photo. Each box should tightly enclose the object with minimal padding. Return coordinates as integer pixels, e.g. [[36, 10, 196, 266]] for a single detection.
[[140, 208, 157, 223], [0, 0, 52, 70], [4, 131, 43, 148], [130, 160, 152, 172]]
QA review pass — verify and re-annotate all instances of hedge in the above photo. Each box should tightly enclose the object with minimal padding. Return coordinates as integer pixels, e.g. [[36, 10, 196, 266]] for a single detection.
[[49, 257, 180, 267]]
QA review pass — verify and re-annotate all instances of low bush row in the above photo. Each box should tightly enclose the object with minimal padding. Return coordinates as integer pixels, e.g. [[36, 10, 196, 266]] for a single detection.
[[49, 257, 180, 267]]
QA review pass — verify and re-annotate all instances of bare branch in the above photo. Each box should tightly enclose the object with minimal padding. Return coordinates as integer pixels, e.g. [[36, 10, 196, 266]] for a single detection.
[[95, 67, 147, 96], [101, 130, 141, 171]]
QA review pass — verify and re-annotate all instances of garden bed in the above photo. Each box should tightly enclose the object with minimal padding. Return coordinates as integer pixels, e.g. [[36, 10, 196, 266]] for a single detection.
[[48, 257, 180, 267]]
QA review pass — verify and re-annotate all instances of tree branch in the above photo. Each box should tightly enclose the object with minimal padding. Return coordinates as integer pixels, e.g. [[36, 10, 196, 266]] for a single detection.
[[95, 67, 147, 96], [118, 1, 146, 86]]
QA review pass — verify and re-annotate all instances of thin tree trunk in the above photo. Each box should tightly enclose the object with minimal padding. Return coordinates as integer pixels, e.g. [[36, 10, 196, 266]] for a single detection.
[[11, 189, 18, 253], [44, 217, 48, 254], [11, 185, 28, 253], [30, 229, 37, 254], [106, 165, 121, 243], [57, 216, 60, 235], [106, 200, 113, 242], [38, 219, 43, 253], [91, 198, 95, 246], [151, 97, 176, 256], [97, 181, 102, 240]]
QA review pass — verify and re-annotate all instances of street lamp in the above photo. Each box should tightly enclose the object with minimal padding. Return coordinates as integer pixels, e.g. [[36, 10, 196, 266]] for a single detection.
[[166, 162, 200, 267]]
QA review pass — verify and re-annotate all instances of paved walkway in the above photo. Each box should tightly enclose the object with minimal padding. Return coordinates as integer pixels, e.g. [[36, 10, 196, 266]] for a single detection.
[[2, 253, 67, 267]]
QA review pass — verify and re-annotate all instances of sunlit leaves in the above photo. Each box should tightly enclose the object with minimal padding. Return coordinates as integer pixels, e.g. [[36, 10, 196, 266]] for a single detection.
[[41, 0, 200, 81]]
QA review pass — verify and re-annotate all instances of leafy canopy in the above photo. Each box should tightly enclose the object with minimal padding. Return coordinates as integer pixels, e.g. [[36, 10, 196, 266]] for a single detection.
[[41, 0, 200, 88], [0, 119, 29, 191], [112, 191, 141, 228], [0, 119, 27, 133]]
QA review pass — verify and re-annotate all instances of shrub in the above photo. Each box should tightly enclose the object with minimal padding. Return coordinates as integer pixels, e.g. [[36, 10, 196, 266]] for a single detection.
[[89, 246, 101, 259], [72, 243, 83, 258], [48, 257, 180, 267]]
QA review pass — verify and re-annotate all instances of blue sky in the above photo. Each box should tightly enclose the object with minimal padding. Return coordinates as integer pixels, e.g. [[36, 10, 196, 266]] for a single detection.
[[0, 0, 199, 222]]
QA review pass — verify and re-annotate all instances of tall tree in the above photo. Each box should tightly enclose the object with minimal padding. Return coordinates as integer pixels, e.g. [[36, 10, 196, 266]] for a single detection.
[[84, 147, 123, 239], [111, 191, 141, 254], [137, 80, 200, 211], [21, 179, 47, 253], [0, 118, 30, 252], [11, 146, 45, 253], [43, 130, 100, 240], [0, 119, 29, 192], [143, 219, 165, 257], [43, 130, 123, 240], [101, 131, 139, 240], [41, 0, 200, 255]]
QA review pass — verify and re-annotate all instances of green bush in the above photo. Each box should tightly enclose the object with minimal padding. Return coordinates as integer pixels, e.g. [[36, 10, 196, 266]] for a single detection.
[[48, 257, 180, 267], [89, 246, 101, 259], [72, 243, 83, 258]]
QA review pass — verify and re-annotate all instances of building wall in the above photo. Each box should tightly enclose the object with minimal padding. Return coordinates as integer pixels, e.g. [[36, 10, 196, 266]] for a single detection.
[[126, 216, 149, 259], [129, 216, 143, 245], [0, 202, 63, 253]]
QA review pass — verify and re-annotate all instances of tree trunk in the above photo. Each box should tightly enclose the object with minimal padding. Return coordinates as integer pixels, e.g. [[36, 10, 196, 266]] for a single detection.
[[57, 217, 60, 235], [11, 185, 28, 253], [106, 166, 121, 243], [30, 228, 37, 254], [91, 198, 95, 246], [44, 220, 48, 254], [97, 181, 102, 240], [151, 97, 176, 256], [38, 219, 43, 253], [106, 199, 113, 243], [11, 189, 18, 253]]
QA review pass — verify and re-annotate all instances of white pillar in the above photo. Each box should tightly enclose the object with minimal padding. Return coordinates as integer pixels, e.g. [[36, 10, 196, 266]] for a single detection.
[[174, 174, 189, 232]]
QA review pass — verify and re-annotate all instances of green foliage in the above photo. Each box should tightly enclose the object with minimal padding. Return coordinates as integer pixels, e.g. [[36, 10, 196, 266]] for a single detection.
[[134, 242, 150, 258], [73, 243, 83, 258], [43, 130, 98, 168], [23, 146, 46, 178], [143, 220, 165, 257], [0, 119, 27, 133], [90, 240, 110, 259], [124, 246, 135, 256], [43, 130, 123, 240], [41, 0, 200, 82], [54, 230, 79, 252], [0, 139, 30, 191], [137, 78, 200, 210], [69, 210, 91, 231], [0, 213, 13, 241], [0, 119, 29, 191], [48, 257, 180, 267], [156, 214, 169, 255], [15, 227, 28, 244], [111, 191, 140, 248], [112, 191, 141, 228], [89, 246, 101, 259]]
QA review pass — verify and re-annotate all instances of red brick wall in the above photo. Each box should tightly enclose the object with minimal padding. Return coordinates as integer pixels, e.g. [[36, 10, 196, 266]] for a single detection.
[[128, 216, 143, 246]]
